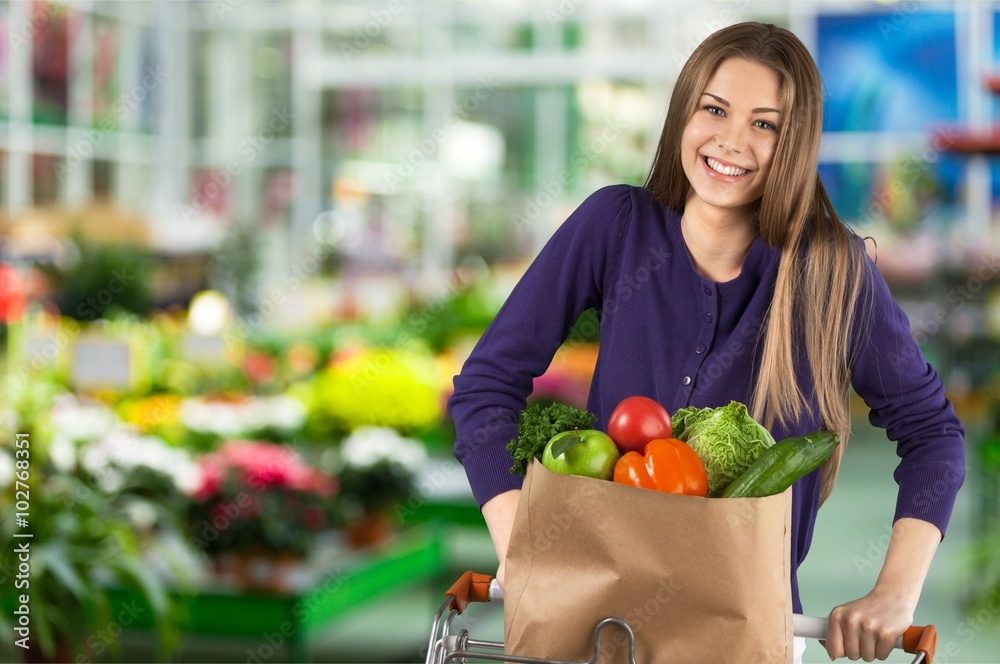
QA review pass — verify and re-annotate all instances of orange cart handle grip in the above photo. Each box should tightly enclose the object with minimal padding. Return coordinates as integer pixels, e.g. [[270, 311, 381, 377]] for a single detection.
[[902, 625, 937, 663], [445, 571, 494, 614]]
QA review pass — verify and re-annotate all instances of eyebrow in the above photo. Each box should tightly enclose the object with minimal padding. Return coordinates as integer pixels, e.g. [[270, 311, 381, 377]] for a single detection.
[[702, 92, 781, 115]]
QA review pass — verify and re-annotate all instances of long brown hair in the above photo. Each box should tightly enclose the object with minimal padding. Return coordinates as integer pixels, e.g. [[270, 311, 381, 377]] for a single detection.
[[645, 22, 871, 504]]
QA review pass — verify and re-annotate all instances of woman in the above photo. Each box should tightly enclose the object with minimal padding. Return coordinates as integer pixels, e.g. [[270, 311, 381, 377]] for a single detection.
[[447, 22, 965, 663]]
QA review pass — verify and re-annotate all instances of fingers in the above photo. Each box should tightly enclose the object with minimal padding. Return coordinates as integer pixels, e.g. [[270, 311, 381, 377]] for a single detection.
[[826, 605, 903, 661]]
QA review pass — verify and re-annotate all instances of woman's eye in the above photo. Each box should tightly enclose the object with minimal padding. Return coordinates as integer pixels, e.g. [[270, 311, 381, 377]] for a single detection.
[[704, 105, 725, 116], [754, 120, 777, 131]]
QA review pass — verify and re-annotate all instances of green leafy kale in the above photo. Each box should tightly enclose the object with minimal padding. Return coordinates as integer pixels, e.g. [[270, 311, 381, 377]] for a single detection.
[[507, 402, 597, 475]]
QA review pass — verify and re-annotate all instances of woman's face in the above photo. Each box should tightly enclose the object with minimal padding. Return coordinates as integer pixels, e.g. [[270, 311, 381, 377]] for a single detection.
[[680, 58, 782, 220]]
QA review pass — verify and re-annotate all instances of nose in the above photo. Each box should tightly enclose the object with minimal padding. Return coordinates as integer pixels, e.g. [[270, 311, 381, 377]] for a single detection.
[[716, 123, 747, 154]]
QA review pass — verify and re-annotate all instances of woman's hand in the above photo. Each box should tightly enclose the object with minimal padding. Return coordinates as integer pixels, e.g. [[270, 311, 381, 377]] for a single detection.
[[824, 517, 941, 661], [824, 589, 915, 661]]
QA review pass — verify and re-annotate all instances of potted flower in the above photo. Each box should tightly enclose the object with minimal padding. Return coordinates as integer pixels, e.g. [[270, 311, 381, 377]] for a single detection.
[[330, 426, 428, 548], [186, 440, 340, 592]]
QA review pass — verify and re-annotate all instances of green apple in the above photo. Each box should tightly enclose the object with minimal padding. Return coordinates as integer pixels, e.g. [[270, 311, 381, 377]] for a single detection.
[[541, 429, 621, 480]]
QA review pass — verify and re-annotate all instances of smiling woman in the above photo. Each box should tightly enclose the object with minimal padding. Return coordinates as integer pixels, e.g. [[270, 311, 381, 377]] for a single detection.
[[448, 21, 966, 664], [681, 58, 781, 228]]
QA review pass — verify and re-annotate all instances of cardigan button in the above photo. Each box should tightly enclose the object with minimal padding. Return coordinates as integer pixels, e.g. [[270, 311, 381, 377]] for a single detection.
[[682, 375, 692, 386], [704, 286, 712, 296], [695, 344, 706, 354], [703, 312, 713, 323]]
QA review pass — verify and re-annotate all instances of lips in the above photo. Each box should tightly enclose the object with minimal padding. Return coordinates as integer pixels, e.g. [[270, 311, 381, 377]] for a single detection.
[[702, 155, 752, 178]]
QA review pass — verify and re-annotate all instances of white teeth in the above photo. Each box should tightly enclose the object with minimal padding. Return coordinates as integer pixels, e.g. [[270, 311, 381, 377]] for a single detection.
[[706, 157, 748, 177]]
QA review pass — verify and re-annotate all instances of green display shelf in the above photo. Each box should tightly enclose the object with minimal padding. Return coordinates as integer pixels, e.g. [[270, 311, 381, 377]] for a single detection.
[[400, 499, 485, 528], [104, 527, 445, 662]]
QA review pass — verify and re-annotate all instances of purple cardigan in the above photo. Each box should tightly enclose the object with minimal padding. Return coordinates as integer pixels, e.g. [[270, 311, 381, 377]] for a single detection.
[[447, 184, 966, 612]]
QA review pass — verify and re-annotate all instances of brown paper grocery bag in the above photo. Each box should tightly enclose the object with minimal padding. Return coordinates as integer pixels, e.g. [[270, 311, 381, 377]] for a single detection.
[[503, 460, 793, 664]]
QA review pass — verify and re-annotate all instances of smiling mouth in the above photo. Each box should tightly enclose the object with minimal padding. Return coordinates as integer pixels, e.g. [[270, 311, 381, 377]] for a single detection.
[[703, 156, 751, 177]]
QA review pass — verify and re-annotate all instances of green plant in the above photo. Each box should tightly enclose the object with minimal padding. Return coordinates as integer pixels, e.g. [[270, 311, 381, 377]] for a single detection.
[[0, 381, 188, 662], [41, 231, 154, 321], [0, 465, 181, 661], [333, 426, 427, 516]]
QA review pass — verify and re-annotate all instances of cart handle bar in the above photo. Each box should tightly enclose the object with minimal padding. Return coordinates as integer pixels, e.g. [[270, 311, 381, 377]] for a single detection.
[[444, 571, 937, 664]]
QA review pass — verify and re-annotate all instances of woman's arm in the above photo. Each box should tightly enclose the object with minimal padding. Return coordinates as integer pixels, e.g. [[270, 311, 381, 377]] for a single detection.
[[824, 517, 941, 661], [480, 489, 522, 589], [834, 254, 965, 660], [450, 186, 634, 508]]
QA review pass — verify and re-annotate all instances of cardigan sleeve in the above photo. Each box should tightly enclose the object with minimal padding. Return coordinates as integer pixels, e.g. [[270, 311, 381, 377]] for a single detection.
[[849, 254, 966, 538], [447, 184, 633, 507]]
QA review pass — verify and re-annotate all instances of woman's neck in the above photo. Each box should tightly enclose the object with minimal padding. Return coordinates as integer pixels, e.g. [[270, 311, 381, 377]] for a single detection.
[[679, 201, 757, 283]]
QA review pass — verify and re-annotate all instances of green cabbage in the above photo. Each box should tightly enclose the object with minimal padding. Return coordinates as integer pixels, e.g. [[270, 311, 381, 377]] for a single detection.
[[671, 401, 775, 497]]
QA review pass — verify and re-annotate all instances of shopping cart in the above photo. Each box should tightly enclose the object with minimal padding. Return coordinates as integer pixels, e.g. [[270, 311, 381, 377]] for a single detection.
[[427, 571, 938, 664]]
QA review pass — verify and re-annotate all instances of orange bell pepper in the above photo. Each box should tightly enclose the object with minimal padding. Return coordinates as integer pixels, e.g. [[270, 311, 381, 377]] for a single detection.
[[613, 438, 709, 497]]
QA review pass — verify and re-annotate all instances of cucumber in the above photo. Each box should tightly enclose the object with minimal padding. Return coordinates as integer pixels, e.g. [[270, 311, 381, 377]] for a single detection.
[[721, 431, 840, 498]]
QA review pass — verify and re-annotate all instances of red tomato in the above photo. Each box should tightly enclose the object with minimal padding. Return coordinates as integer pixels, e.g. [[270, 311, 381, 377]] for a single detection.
[[606, 396, 673, 454]]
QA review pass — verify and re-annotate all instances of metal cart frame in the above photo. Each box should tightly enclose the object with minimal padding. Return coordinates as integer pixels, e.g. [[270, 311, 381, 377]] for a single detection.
[[428, 571, 937, 664]]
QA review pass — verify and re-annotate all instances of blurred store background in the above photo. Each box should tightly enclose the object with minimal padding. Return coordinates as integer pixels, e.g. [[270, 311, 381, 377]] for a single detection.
[[0, 0, 999, 662]]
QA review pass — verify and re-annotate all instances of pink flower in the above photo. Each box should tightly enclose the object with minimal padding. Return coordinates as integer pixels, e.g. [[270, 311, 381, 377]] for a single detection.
[[195, 440, 337, 499], [192, 457, 225, 500]]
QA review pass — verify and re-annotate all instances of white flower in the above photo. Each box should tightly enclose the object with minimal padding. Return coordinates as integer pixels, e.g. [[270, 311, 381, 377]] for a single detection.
[[48, 434, 77, 473], [339, 426, 428, 470], [259, 395, 307, 430], [79, 429, 199, 494], [179, 398, 245, 438], [123, 500, 159, 531], [50, 395, 116, 443], [179, 395, 305, 437]]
